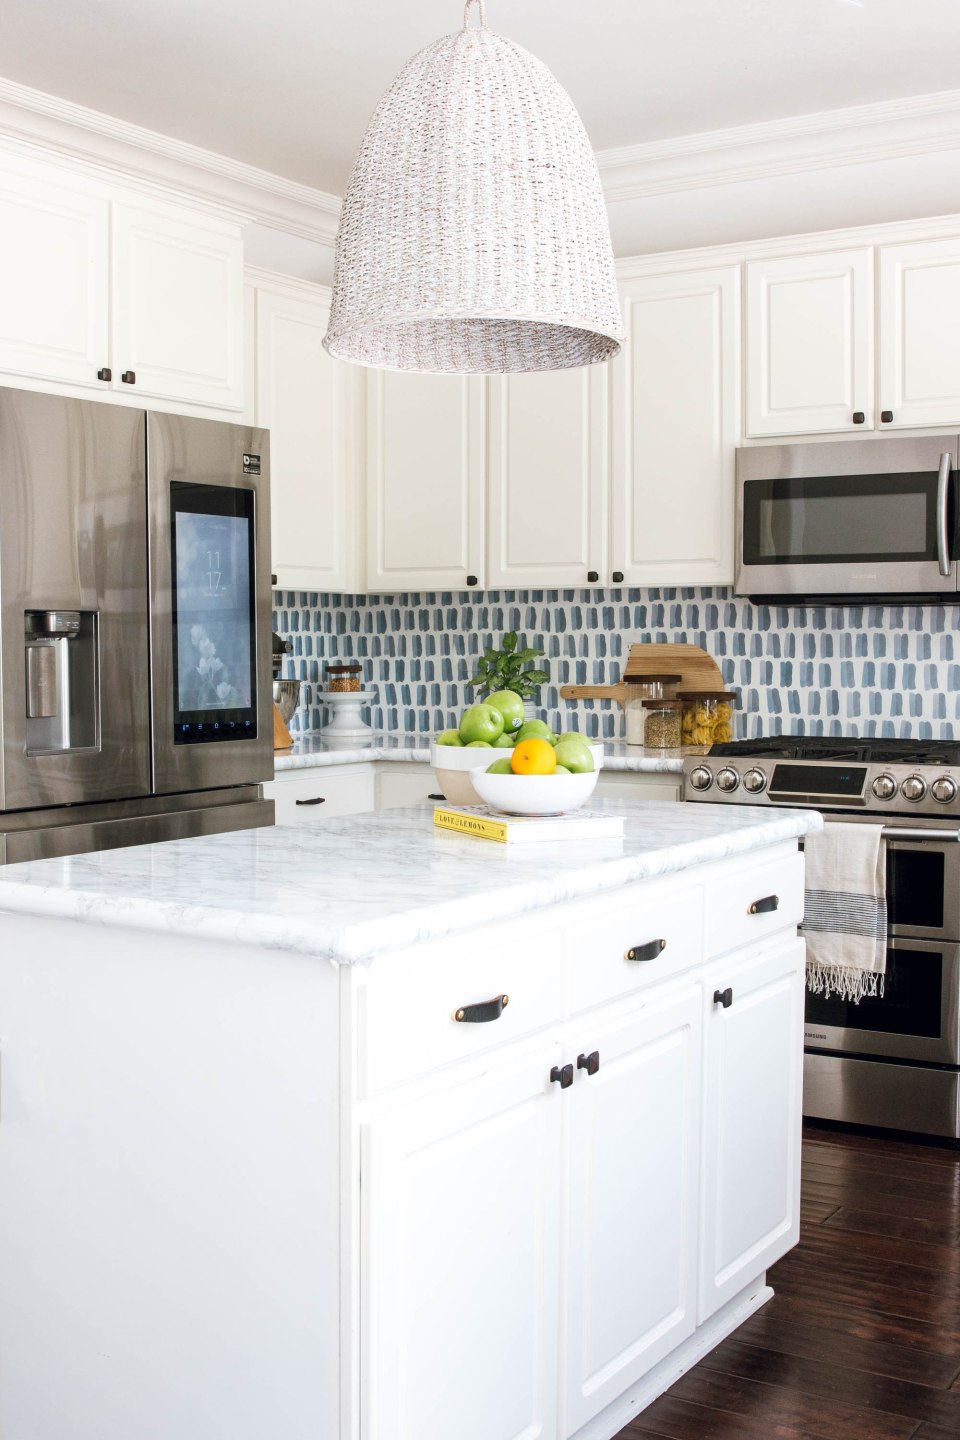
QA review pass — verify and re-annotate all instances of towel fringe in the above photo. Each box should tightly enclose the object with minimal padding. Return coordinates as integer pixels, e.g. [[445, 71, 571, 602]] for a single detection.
[[805, 961, 885, 1005]]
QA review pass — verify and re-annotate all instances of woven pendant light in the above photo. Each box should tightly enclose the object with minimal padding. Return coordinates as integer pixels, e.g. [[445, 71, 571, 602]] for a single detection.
[[324, 0, 624, 374]]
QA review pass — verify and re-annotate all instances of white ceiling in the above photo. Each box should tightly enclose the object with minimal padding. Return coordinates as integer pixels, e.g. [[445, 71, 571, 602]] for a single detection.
[[3, 0, 960, 196]]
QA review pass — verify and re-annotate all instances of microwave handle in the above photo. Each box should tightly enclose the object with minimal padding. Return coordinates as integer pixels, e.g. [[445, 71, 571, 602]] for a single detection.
[[937, 452, 952, 577]]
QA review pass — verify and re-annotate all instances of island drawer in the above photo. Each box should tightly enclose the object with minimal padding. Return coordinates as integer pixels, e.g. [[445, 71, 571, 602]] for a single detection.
[[267, 767, 375, 823], [703, 850, 805, 958], [564, 887, 705, 1014], [355, 927, 564, 1097]]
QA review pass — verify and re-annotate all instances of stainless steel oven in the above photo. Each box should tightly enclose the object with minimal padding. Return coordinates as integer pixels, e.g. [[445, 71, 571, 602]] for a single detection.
[[736, 434, 959, 599]]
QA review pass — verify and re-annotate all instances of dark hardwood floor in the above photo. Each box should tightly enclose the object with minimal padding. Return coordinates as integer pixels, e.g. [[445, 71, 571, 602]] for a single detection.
[[620, 1122, 960, 1440]]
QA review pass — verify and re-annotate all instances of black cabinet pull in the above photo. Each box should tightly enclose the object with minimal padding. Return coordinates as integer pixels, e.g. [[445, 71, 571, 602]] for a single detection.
[[466, 574, 478, 586], [454, 994, 508, 1023], [625, 938, 666, 963], [748, 894, 779, 915], [852, 411, 865, 424], [97, 367, 112, 382], [427, 793, 446, 801], [881, 410, 893, 423], [577, 1050, 600, 1076], [550, 1063, 574, 1089], [587, 570, 599, 582], [713, 987, 733, 1009], [612, 570, 624, 583], [121, 370, 136, 384], [295, 796, 326, 806]]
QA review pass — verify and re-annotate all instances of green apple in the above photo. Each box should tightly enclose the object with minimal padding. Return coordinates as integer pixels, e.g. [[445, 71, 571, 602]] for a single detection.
[[515, 719, 554, 744], [555, 730, 590, 746], [554, 737, 594, 774], [493, 732, 516, 748], [436, 728, 465, 746], [466, 739, 492, 747], [459, 703, 505, 745], [486, 757, 514, 774], [485, 689, 525, 734], [554, 763, 572, 775]]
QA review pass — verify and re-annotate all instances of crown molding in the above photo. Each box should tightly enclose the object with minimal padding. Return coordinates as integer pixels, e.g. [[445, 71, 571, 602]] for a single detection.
[[0, 76, 341, 245], [597, 88, 960, 202], [245, 264, 332, 304]]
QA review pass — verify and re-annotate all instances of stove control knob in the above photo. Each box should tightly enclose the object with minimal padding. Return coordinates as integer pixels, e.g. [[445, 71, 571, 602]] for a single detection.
[[931, 776, 957, 804], [716, 767, 740, 793], [688, 766, 713, 791], [742, 768, 767, 794], [900, 775, 927, 802], [871, 774, 897, 801]]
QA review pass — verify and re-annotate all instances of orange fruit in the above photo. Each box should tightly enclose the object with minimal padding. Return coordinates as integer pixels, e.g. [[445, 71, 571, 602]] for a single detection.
[[511, 737, 557, 775]]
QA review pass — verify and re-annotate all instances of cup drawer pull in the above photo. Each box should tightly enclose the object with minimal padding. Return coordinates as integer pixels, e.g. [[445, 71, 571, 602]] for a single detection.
[[748, 894, 779, 915], [625, 938, 666, 963], [296, 796, 326, 806], [454, 994, 509, 1024]]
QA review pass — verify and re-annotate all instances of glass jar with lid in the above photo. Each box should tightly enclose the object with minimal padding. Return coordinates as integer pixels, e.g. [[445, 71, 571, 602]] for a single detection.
[[623, 673, 681, 746], [325, 662, 363, 693], [676, 691, 737, 748], [640, 699, 683, 750]]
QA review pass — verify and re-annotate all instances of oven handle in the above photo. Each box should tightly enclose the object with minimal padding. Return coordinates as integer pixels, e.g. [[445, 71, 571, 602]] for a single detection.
[[937, 451, 952, 577], [879, 825, 960, 842]]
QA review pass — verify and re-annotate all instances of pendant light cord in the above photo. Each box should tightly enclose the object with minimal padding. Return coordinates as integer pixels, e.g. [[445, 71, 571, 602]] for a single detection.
[[463, 0, 486, 28]]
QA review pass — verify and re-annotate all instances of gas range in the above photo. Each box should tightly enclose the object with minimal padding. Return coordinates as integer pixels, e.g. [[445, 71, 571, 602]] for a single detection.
[[683, 736, 960, 821]]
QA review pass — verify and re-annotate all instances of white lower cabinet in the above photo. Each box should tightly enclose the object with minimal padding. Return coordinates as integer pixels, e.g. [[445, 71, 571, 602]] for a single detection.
[[265, 766, 375, 823], [698, 937, 806, 1323], [360, 1044, 563, 1440], [373, 763, 437, 810], [564, 985, 701, 1434]]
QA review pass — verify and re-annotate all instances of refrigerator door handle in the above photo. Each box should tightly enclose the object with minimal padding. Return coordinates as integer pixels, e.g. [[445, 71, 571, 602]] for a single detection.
[[936, 451, 951, 577]]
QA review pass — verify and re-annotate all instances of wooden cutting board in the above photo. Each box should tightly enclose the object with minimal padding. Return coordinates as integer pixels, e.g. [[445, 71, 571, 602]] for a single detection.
[[273, 702, 294, 751], [559, 642, 726, 707]]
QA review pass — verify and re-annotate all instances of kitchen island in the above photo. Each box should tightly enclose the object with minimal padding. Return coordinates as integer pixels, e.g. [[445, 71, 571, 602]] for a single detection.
[[0, 798, 820, 1440]]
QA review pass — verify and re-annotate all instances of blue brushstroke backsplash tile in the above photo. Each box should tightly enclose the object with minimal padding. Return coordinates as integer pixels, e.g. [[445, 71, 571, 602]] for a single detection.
[[272, 587, 960, 741]]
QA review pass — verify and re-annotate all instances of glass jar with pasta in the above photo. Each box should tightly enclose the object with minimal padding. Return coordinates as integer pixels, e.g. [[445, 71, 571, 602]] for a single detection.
[[676, 691, 737, 748]]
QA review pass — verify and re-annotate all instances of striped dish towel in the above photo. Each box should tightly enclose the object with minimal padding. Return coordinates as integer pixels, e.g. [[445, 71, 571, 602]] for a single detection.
[[801, 823, 887, 1003]]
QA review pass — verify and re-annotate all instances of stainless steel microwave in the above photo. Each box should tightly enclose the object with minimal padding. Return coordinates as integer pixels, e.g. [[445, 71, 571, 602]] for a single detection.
[[735, 435, 959, 600]]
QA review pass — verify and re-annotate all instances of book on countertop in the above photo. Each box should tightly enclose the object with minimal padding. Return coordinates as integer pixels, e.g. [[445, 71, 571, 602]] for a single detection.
[[433, 803, 625, 844]]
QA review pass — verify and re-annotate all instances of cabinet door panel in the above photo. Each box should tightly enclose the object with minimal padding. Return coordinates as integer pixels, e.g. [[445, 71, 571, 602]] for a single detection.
[[612, 267, 739, 586], [699, 938, 805, 1322], [879, 238, 960, 429], [366, 371, 485, 590], [265, 768, 375, 823], [488, 367, 606, 586], [745, 249, 873, 435], [564, 986, 701, 1433], [362, 1048, 561, 1440], [256, 285, 360, 590], [113, 203, 243, 409], [0, 165, 109, 387]]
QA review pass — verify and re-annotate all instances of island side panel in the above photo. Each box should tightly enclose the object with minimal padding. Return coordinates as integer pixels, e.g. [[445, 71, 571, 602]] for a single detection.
[[0, 913, 341, 1440]]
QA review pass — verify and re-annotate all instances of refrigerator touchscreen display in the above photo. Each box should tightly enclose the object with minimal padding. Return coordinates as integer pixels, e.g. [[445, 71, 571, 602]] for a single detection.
[[171, 482, 257, 743]]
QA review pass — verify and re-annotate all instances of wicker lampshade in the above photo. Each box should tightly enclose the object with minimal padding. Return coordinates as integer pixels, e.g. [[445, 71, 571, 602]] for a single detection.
[[324, 0, 624, 374]]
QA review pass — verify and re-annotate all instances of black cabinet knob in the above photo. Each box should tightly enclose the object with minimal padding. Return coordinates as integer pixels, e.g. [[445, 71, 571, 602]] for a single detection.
[[466, 574, 478, 587], [713, 987, 733, 1009], [625, 938, 666, 963], [454, 994, 508, 1024], [550, 1063, 574, 1089], [121, 370, 136, 385], [881, 410, 893, 423], [587, 570, 599, 582], [97, 367, 112, 382], [852, 411, 865, 424], [577, 1050, 600, 1076], [612, 571, 624, 583]]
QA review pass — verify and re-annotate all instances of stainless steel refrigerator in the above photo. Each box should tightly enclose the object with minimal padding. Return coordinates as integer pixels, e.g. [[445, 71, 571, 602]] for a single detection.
[[0, 387, 274, 863]]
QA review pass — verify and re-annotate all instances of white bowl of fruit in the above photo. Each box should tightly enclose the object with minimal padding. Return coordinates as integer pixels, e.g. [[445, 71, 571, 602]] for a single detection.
[[431, 694, 602, 806]]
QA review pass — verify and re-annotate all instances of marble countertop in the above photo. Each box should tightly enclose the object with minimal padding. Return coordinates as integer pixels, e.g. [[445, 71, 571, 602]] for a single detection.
[[274, 734, 687, 774], [0, 799, 821, 966]]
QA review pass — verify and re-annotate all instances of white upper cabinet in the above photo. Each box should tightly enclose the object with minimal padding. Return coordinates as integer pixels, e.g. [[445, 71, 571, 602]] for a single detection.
[[0, 162, 109, 387], [745, 248, 874, 436], [612, 266, 740, 587], [112, 201, 243, 410], [487, 367, 607, 587], [366, 371, 485, 592], [878, 237, 960, 430], [252, 276, 361, 592], [0, 150, 244, 413]]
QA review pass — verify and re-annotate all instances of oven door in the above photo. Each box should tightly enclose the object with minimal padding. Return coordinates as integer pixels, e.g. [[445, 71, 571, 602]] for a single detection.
[[735, 435, 959, 597], [804, 937, 960, 1066]]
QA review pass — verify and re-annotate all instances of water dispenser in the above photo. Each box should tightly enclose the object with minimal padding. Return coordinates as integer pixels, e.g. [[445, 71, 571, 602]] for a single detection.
[[24, 610, 99, 754]]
